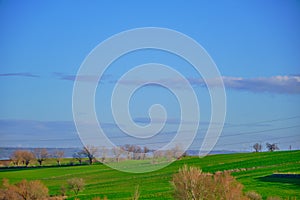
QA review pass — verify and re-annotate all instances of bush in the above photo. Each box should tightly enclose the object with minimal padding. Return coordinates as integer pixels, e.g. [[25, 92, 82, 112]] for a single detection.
[[67, 178, 85, 196], [172, 165, 249, 200], [0, 178, 49, 200], [246, 191, 262, 200]]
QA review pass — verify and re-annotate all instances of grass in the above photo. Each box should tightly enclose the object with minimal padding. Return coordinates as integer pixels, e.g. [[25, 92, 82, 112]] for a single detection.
[[0, 150, 299, 199]]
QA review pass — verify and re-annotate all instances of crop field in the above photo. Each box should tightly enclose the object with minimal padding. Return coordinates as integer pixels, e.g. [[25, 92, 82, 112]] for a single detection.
[[0, 150, 299, 199]]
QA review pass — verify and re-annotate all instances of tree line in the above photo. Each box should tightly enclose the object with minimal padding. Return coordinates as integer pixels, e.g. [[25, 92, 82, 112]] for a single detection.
[[252, 143, 280, 153], [7, 144, 184, 167]]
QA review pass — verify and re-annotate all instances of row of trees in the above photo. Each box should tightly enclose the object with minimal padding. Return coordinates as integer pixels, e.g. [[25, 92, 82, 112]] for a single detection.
[[72, 144, 182, 165], [253, 143, 279, 152], [10, 149, 65, 167], [8, 144, 183, 167]]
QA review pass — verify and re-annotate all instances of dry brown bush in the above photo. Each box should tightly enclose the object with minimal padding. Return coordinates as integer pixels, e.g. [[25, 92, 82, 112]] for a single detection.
[[246, 191, 262, 200], [67, 178, 85, 196], [172, 165, 249, 200], [0, 178, 49, 200]]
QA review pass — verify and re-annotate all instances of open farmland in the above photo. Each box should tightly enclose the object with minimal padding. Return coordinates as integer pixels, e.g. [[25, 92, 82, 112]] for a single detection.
[[0, 150, 299, 199]]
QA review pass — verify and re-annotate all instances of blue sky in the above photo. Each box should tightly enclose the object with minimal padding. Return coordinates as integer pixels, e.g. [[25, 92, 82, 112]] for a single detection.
[[0, 0, 300, 151]]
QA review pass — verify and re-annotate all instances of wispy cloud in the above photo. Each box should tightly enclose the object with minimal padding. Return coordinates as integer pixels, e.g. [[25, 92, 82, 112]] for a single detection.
[[53, 72, 112, 82], [134, 117, 199, 125], [0, 72, 39, 78], [118, 75, 300, 94], [220, 75, 300, 94]]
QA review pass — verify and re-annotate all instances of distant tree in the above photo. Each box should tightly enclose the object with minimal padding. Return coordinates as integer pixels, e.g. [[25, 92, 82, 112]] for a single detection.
[[10, 150, 24, 166], [133, 146, 142, 160], [122, 144, 133, 160], [21, 151, 35, 167], [266, 143, 279, 152], [253, 143, 262, 152], [112, 146, 123, 162], [100, 147, 107, 163], [67, 178, 85, 196], [81, 145, 98, 165], [53, 150, 64, 166], [33, 148, 48, 166], [172, 145, 184, 158], [73, 152, 84, 164], [142, 146, 150, 160]]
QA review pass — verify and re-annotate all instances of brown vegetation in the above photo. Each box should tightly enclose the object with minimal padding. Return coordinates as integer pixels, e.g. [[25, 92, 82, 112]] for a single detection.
[[172, 165, 249, 200], [0, 178, 49, 200], [67, 178, 85, 196]]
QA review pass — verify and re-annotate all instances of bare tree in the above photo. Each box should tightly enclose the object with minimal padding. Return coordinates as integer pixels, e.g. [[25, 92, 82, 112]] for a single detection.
[[253, 143, 262, 152], [143, 146, 150, 160], [81, 145, 98, 165], [10, 150, 24, 166], [21, 151, 35, 167], [100, 147, 107, 163], [73, 152, 84, 164], [172, 145, 184, 159], [266, 143, 279, 152], [122, 144, 133, 160], [33, 148, 48, 166], [53, 150, 64, 166], [112, 147, 123, 162], [67, 178, 85, 196], [133, 146, 142, 160]]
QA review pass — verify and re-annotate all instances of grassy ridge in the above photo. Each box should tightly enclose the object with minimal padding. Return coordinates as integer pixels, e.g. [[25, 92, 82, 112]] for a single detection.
[[0, 150, 299, 199]]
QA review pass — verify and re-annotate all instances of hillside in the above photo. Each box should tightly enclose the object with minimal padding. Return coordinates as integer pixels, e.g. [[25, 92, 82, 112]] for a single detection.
[[0, 150, 299, 199]]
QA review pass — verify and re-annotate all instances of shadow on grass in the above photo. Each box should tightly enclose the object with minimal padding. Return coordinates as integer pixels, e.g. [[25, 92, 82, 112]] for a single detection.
[[257, 174, 300, 187], [0, 162, 104, 172]]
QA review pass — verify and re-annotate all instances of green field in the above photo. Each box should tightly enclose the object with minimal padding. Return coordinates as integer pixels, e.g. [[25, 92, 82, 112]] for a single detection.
[[0, 150, 299, 199]]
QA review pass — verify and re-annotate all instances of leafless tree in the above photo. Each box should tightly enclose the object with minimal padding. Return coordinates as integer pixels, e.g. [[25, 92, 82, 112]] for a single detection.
[[10, 150, 24, 166], [266, 143, 279, 152], [21, 151, 35, 167], [73, 151, 84, 164], [67, 178, 85, 196], [53, 150, 64, 166], [122, 144, 133, 160], [100, 147, 107, 163], [81, 145, 98, 164], [165, 150, 173, 162], [112, 147, 123, 162], [142, 146, 150, 160], [33, 148, 48, 166], [172, 145, 184, 159], [133, 146, 142, 160], [253, 143, 262, 152]]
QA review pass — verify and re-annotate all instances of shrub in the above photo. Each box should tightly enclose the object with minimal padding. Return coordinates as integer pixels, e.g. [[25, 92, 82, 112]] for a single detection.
[[246, 191, 262, 200], [0, 179, 49, 200], [172, 165, 249, 200], [67, 178, 85, 196]]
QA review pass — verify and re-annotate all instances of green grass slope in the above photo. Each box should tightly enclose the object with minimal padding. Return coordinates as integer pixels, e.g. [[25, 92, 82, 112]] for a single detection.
[[0, 150, 299, 199]]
